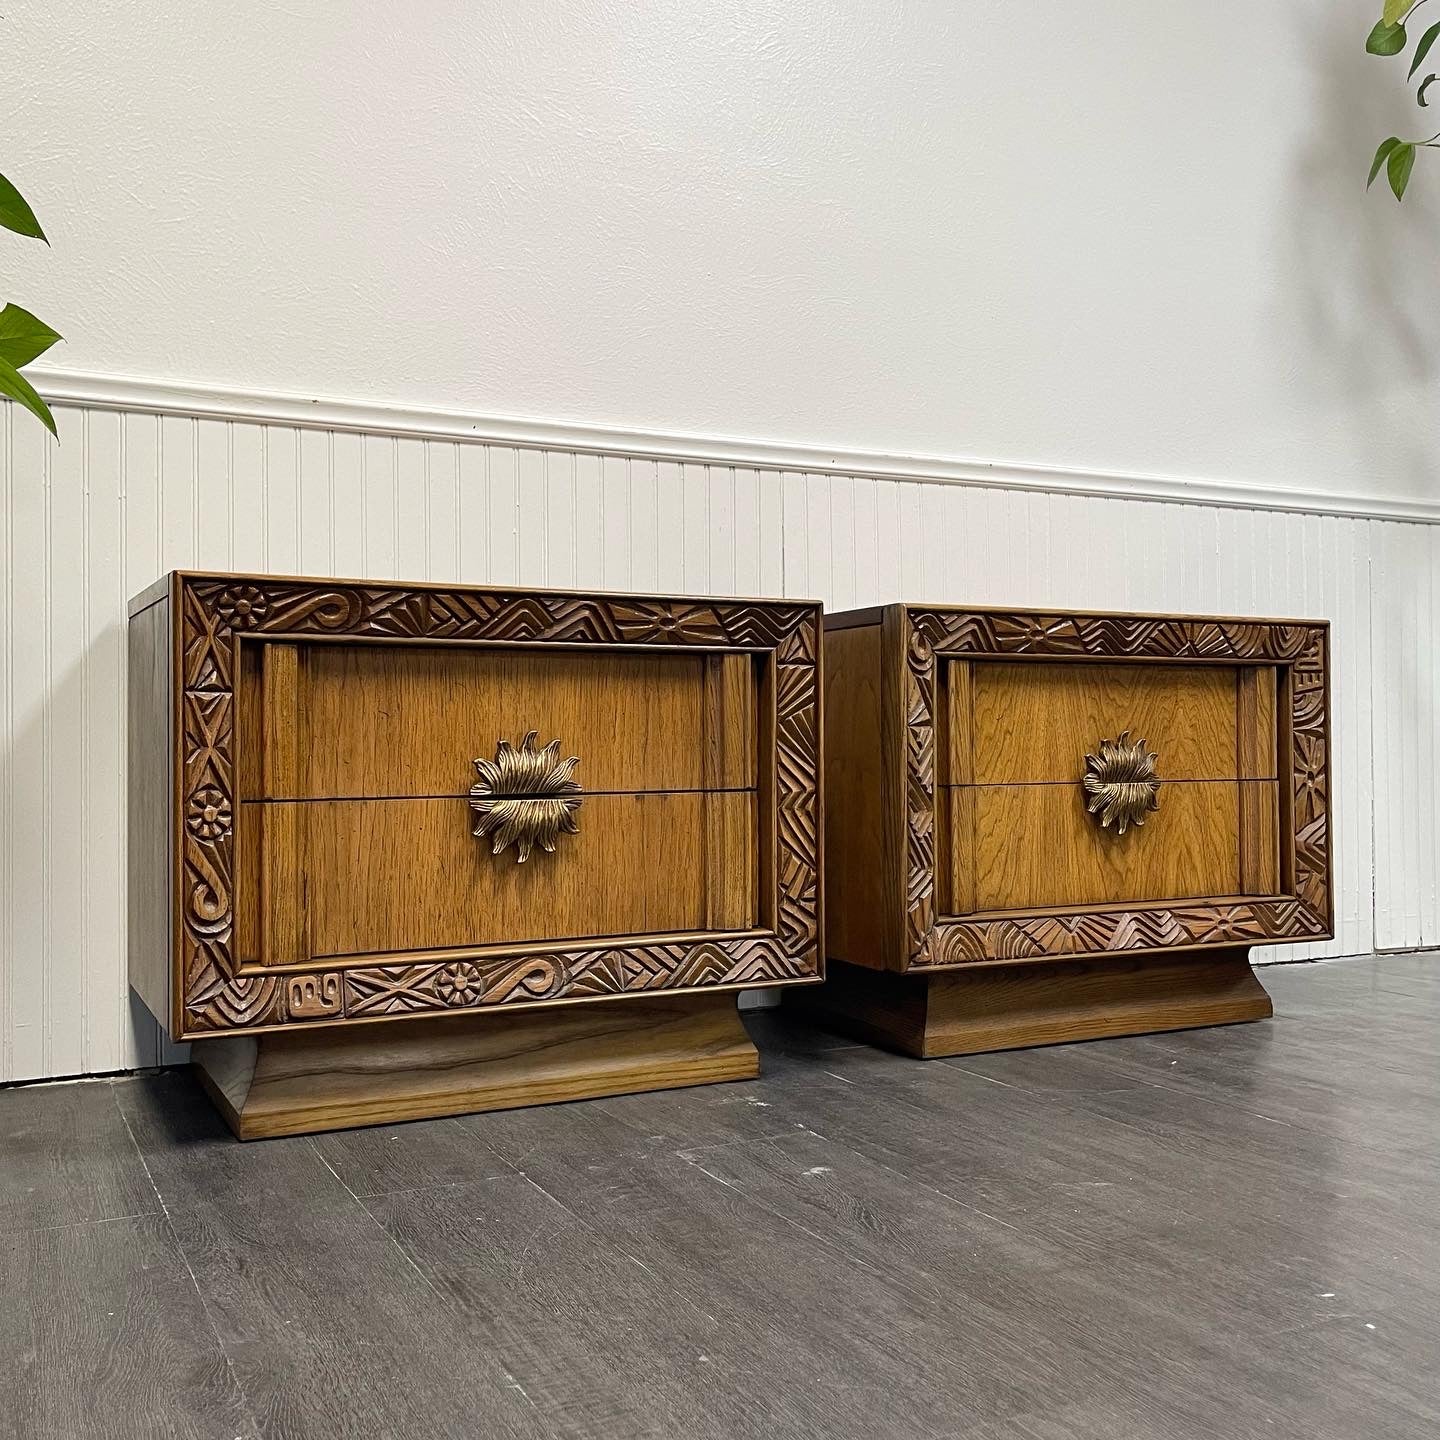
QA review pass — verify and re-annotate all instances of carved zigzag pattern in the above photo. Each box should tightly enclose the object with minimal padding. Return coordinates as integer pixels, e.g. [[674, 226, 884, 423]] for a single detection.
[[340, 938, 807, 1019], [775, 662, 820, 955], [910, 609, 1317, 664], [918, 900, 1328, 967]]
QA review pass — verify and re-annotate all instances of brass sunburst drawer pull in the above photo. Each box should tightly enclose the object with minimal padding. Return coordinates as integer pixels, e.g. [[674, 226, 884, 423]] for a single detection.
[[1082, 731, 1161, 836], [469, 730, 583, 862]]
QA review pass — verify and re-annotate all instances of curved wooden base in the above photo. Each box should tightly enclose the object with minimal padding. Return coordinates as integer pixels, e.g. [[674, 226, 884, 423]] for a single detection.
[[191, 994, 760, 1140], [790, 949, 1273, 1058]]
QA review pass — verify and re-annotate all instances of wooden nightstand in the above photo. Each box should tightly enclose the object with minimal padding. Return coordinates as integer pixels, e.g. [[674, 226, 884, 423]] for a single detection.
[[128, 572, 821, 1136], [803, 603, 1332, 1056]]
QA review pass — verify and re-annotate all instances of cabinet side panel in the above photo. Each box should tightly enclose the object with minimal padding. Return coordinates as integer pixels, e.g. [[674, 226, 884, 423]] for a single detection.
[[823, 620, 893, 970], [127, 592, 173, 1033]]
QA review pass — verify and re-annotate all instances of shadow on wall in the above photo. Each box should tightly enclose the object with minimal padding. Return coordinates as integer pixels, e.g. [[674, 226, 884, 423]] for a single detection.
[[0, 602, 185, 1079], [1288, 3, 1440, 499]]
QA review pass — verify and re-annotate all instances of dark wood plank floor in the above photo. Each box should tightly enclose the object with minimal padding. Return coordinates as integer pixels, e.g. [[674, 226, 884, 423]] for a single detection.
[[2, 953, 1438, 1439]]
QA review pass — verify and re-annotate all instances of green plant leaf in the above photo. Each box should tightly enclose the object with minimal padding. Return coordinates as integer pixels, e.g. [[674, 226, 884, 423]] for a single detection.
[[1385, 0, 1413, 23], [1420, 73, 1438, 103], [1387, 140, 1417, 198], [0, 172, 46, 242], [0, 354, 57, 435], [0, 304, 61, 369], [1408, 18, 1440, 74], [1368, 19, 1409, 54], [1369, 136, 1404, 185]]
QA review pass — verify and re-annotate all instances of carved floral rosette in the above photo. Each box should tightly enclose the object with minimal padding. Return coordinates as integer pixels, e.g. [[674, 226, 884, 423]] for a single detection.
[[901, 608, 1332, 969], [175, 576, 821, 1035]]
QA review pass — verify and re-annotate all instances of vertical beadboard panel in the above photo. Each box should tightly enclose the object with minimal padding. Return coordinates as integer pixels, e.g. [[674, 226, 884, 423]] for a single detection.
[[573, 453, 604, 592], [265, 426, 301, 575], [82, 412, 125, 1071], [0, 407, 11, 1082], [45, 410, 86, 1078], [1371, 520, 1440, 951], [10, 409, 52, 1078], [231, 424, 268, 572], [0, 406, 1433, 1082], [600, 456, 630, 591], [395, 439, 429, 583], [425, 442, 461, 585]]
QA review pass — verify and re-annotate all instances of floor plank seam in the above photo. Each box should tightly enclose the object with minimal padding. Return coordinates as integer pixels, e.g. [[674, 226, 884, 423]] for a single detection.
[[672, 1122, 823, 1161], [313, 1142, 464, 1314], [3, 1209, 164, 1237], [108, 1080, 264, 1440]]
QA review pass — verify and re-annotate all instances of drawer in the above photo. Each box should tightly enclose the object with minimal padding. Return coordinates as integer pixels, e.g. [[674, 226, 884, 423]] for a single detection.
[[953, 660, 1276, 784], [233, 636, 763, 968], [237, 790, 757, 963], [947, 779, 1279, 912], [941, 658, 1283, 915], [238, 641, 758, 799]]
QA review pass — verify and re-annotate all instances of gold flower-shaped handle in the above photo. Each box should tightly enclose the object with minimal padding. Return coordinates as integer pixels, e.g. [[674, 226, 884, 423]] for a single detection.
[[469, 731, 582, 863], [1082, 731, 1160, 837]]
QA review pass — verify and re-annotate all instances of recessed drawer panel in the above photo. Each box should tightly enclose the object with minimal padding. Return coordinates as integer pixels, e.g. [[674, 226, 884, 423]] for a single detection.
[[237, 790, 758, 964], [949, 780, 1247, 912], [239, 642, 757, 799], [956, 660, 1265, 785]]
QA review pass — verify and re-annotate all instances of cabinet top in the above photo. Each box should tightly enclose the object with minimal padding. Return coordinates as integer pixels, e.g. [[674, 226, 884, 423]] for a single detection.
[[824, 601, 1329, 632], [128, 570, 822, 622]]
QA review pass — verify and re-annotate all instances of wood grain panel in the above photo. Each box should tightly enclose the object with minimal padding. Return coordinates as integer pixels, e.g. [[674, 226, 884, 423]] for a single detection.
[[821, 620, 891, 969], [942, 659, 975, 786], [939, 784, 976, 916], [966, 660, 1240, 783], [1237, 666, 1278, 779], [704, 788, 757, 930], [245, 644, 751, 799], [960, 780, 1240, 911], [1239, 779, 1280, 895], [702, 652, 757, 791], [258, 644, 305, 964], [243, 790, 757, 961]]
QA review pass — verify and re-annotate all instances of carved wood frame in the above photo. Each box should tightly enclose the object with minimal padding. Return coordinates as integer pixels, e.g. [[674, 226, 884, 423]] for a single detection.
[[172, 573, 821, 1038], [902, 607, 1332, 969]]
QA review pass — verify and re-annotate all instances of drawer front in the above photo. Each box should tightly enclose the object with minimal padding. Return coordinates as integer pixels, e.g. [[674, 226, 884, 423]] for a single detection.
[[957, 660, 1267, 785], [238, 791, 757, 963], [234, 637, 763, 967], [239, 642, 757, 799], [944, 657, 1282, 916], [949, 780, 1279, 912]]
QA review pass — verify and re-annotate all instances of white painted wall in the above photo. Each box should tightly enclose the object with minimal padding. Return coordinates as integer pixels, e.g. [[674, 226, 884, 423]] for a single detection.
[[1, 3, 1438, 1081], [5, 0, 1440, 505]]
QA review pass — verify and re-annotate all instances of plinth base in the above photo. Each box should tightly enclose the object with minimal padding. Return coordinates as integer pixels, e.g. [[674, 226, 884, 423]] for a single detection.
[[191, 993, 760, 1140], [790, 950, 1273, 1058]]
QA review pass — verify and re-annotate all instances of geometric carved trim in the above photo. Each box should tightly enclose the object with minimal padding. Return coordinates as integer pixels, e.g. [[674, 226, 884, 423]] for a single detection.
[[343, 938, 811, 1018], [902, 607, 1333, 968], [175, 574, 821, 1036]]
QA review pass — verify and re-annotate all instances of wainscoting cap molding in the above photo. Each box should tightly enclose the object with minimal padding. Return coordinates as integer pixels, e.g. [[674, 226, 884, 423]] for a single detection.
[[25, 366, 1440, 525]]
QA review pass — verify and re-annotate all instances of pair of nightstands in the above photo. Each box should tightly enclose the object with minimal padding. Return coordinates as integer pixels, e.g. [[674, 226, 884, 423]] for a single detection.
[[128, 573, 1331, 1137]]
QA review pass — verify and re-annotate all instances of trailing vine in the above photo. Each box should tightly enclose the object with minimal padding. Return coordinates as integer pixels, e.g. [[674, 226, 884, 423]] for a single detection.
[[1367, 1, 1440, 198]]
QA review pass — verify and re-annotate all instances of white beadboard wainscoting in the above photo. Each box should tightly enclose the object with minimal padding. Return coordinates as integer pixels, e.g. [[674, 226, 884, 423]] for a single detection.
[[2, 394, 1437, 1083]]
